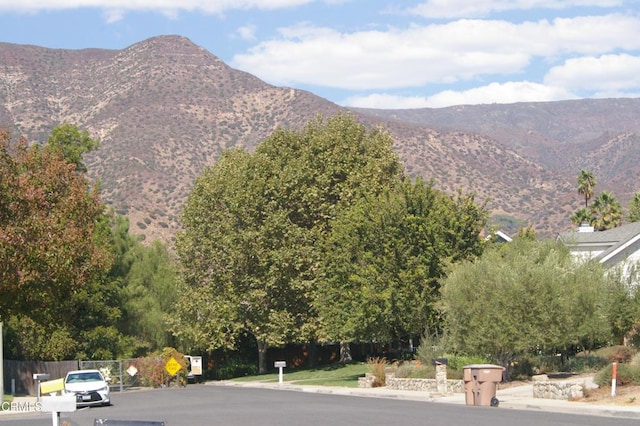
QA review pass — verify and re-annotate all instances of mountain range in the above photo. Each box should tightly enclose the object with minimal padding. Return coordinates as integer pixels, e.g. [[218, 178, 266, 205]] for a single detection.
[[1, 35, 638, 244]]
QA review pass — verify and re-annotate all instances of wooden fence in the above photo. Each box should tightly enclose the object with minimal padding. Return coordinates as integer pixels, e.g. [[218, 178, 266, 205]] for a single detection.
[[3, 359, 79, 395]]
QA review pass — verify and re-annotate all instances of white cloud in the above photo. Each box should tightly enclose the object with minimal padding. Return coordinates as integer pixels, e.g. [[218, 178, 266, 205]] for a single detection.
[[102, 8, 124, 24], [236, 24, 258, 41], [545, 54, 640, 93], [409, 0, 623, 19], [423, 81, 577, 108], [232, 14, 640, 90], [0, 0, 316, 14], [343, 82, 577, 109], [343, 93, 430, 109]]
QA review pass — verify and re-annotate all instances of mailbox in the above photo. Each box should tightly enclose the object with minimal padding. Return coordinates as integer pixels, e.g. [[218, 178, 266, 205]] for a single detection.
[[33, 373, 51, 381], [41, 395, 77, 413], [40, 378, 65, 395]]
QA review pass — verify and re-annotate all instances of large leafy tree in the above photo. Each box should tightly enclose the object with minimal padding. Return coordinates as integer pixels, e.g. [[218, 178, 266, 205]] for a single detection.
[[173, 114, 404, 372], [317, 179, 487, 353], [45, 123, 100, 173], [440, 238, 614, 379], [0, 128, 114, 359]]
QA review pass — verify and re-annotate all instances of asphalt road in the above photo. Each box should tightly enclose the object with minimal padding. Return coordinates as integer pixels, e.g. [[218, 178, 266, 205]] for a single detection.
[[2, 384, 639, 426]]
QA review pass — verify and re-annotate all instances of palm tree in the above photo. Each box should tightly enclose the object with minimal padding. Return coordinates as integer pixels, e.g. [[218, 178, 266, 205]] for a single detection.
[[591, 191, 622, 231], [570, 208, 593, 227], [628, 193, 640, 223], [577, 170, 597, 208]]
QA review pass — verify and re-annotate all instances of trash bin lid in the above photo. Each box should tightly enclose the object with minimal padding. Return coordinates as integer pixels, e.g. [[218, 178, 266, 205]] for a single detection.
[[462, 364, 505, 370]]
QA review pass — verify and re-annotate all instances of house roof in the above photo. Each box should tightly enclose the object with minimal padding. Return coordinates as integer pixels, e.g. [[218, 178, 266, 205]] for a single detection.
[[558, 221, 640, 265]]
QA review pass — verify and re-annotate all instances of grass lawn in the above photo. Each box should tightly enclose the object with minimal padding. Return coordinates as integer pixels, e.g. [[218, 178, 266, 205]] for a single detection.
[[1, 394, 13, 411], [230, 362, 368, 388]]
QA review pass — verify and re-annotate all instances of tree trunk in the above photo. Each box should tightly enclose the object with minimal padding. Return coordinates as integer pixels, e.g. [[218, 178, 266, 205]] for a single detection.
[[339, 341, 352, 363], [497, 353, 511, 382], [257, 339, 268, 374], [308, 340, 318, 368]]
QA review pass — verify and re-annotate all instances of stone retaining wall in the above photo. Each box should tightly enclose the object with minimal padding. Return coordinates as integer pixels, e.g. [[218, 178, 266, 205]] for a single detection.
[[532, 375, 584, 400], [386, 376, 464, 393], [358, 373, 464, 394]]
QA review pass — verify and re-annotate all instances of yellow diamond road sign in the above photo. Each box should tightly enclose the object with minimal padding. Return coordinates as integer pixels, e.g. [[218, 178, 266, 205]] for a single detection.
[[165, 357, 182, 376]]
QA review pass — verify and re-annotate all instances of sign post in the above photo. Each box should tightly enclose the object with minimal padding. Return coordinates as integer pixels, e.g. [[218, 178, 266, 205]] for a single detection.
[[164, 357, 182, 377], [274, 361, 286, 384], [611, 362, 618, 397]]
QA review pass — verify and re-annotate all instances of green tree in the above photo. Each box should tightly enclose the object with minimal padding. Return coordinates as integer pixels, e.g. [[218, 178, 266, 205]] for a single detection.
[[45, 123, 100, 173], [440, 239, 614, 379], [627, 193, 640, 223], [577, 169, 597, 208], [120, 239, 178, 353], [97, 212, 179, 357], [317, 179, 487, 354], [172, 114, 404, 373], [591, 191, 623, 231]]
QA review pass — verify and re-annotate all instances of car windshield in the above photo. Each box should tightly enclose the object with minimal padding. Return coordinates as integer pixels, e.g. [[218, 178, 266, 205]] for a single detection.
[[66, 372, 103, 383]]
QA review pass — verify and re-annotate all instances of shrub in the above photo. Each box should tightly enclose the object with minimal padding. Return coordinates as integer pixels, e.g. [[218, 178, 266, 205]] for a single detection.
[[594, 346, 637, 364], [366, 357, 387, 387], [415, 332, 448, 366], [445, 355, 488, 371], [630, 352, 640, 366], [394, 362, 434, 379], [133, 347, 189, 388], [594, 363, 640, 387], [561, 354, 609, 373]]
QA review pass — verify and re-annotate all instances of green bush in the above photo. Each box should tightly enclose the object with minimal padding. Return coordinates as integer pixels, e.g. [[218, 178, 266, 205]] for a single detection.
[[415, 332, 447, 365], [394, 362, 434, 378], [446, 355, 488, 371], [560, 354, 609, 373], [594, 346, 637, 364], [213, 362, 258, 380], [594, 363, 640, 387], [630, 352, 640, 366]]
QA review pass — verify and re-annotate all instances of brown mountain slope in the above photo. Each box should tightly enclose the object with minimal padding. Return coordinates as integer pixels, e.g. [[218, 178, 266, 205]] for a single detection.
[[355, 99, 640, 204], [0, 35, 581, 243]]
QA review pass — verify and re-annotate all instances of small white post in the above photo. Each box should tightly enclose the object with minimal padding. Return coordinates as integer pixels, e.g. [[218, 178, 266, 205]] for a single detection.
[[274, 361, 286, 384], [611, 362, 618, 397], [52, 411, 60, 426]]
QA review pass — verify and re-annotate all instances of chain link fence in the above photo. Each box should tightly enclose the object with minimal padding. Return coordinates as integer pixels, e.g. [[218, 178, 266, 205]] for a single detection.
[[79, 359, 146, 392]]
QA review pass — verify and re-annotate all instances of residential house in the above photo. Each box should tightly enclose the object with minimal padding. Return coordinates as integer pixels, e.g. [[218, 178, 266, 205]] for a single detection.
[[558, 221, 640, 284]]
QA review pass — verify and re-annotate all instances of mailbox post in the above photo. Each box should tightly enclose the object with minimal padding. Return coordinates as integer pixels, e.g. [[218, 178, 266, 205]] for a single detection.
[[40, 378, 74, 426], [41, 395, 76, 426], [274, 361, 286, 384], [33, 373, 51, 401]]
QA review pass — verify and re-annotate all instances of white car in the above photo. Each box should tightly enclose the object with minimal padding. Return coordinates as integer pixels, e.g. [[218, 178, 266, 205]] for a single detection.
[[63, 369, 111, 407]]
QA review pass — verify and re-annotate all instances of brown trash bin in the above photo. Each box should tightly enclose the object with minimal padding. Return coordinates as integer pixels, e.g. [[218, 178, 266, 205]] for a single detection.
[[463, 364, 505, 407]]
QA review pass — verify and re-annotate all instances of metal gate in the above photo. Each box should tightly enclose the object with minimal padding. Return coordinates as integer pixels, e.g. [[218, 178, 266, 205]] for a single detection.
[[79, 359, 141, 392]]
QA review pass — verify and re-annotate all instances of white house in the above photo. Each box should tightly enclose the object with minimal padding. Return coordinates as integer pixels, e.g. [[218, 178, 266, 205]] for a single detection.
[[558, 221, 640, 284]]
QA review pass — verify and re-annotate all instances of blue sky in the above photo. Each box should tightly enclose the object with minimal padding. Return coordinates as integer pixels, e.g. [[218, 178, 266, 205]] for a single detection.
[[1, 0, 639, 109]]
